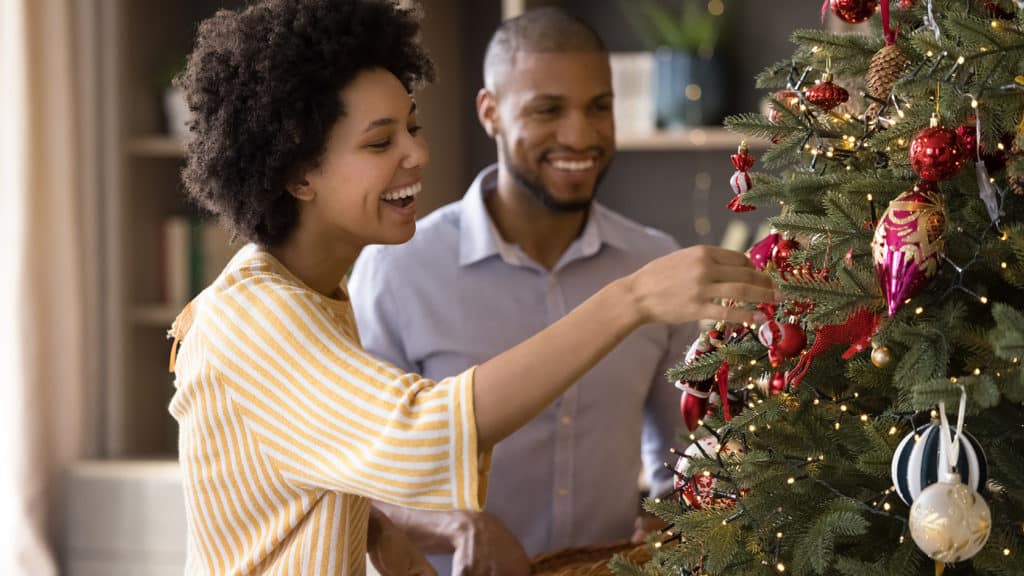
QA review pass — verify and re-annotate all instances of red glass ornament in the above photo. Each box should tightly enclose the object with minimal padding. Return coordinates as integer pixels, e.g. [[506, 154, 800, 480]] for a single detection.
[[770, 371, 787, 394], [774, 323, 808, 358], [758, 320, 808, 367], [899, 0, 915, 8], [805, 78, 849, 112], [831, 0, 879, 23], [872, 181, 946, 316], [910, 125, 967, 181], [772, 238, 800, 270], [956, 124, 978, 158], [984, 1, 1015, 19]]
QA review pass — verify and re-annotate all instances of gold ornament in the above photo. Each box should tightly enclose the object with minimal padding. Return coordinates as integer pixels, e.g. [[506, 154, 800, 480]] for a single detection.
[[871, 345, 892, 368], [909, 480, 991, 563], [866, 44, 910, 118]]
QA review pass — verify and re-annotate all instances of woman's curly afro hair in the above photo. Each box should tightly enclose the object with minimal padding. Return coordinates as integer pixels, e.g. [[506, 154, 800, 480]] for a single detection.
[[178, 0, 435, 247]]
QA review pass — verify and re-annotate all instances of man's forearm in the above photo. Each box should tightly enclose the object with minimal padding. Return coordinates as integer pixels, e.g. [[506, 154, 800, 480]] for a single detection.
[[373, 501, 464, 554]]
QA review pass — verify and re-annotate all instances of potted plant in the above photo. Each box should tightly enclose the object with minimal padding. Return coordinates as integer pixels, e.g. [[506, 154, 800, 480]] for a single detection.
[[624, 0, 729, 129]]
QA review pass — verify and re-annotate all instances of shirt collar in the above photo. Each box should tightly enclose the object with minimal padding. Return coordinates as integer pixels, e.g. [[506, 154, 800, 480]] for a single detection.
[[458, 164, 626, 268]]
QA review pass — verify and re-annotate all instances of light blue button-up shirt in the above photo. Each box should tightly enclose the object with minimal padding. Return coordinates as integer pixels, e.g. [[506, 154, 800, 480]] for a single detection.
[[349, 165, 691, 564]]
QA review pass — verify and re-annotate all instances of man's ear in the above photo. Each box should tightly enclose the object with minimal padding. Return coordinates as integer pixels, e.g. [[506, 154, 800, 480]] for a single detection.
[[288, 177, 315, 201], [476, 88, 499, 139]]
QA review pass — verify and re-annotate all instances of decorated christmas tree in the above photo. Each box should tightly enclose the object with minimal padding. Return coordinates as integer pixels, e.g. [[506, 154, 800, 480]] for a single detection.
[[614, 1, 1024, 575]]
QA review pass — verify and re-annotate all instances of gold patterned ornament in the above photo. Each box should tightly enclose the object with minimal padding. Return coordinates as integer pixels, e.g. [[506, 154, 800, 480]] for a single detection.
[[872, 181, 947, 316], [908, 393, 992, 565], [909, 479, 992, 563]]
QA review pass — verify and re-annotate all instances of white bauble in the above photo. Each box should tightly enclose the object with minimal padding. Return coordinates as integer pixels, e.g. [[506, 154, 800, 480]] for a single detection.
[[909, 479, 991, 563]]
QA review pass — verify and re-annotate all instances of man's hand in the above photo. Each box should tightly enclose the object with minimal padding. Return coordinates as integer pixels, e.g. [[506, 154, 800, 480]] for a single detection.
[[367, 507, 437, 576], [450, 511, 530, 576]]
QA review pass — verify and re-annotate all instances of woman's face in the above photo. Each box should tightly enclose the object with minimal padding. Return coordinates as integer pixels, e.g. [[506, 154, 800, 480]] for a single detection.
[[299, 67, 429, 249]]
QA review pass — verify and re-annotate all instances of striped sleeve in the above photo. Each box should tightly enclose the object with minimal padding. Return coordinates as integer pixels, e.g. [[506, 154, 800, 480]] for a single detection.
[[201, 271, 489, 511]]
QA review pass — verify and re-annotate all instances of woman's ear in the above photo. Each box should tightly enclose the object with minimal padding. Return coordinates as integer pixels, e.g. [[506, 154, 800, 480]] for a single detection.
[[288, 177, 315, 201]]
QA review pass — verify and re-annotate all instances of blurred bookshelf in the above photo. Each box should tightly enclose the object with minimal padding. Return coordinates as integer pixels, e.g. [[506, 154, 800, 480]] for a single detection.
[[97, 0, 250, 457], [97, 0, 472, 458]]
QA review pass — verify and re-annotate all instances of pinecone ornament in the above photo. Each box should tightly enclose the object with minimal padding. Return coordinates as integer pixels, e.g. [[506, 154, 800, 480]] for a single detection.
[[866, 44, 909, 118]]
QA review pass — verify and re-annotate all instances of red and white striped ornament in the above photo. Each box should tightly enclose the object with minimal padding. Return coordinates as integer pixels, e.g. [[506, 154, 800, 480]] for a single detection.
[[728, 141, 756, 212]]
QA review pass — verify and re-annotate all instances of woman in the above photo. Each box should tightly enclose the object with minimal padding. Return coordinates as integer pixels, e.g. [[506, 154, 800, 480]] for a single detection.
[[168, 0, 774, 574]]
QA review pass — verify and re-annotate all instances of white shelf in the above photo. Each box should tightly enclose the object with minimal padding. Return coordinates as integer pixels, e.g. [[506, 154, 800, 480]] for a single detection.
[[617, 128, 769, 151], [131, 305, 181, 327], [127, 136, 185, 158]]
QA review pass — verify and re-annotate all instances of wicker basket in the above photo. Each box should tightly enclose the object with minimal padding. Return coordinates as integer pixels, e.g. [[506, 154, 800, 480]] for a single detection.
[[529, 541, 650, 576]]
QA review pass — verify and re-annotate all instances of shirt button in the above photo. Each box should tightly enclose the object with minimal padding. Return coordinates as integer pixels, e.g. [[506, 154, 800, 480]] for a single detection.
[[560, 415, 573, 426], [557, 488, 569, 497]]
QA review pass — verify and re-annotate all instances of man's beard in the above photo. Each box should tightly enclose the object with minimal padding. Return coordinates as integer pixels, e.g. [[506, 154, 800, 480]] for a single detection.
[[502, 140, 608, 213]]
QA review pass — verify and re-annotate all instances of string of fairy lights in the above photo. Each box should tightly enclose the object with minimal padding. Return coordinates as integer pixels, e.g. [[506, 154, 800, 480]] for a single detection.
[[654, 16, 1024, 571], [658, 375, 1022, 573]]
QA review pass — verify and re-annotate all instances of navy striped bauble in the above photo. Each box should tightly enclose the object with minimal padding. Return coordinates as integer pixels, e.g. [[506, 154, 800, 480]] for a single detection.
[[891, 423, 987, 506]]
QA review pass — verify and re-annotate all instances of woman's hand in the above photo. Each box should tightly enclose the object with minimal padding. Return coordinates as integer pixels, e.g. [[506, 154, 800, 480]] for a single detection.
[[627, 245, 776, 326]]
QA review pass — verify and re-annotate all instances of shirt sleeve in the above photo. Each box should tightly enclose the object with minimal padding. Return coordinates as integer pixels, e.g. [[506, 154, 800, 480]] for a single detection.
[[202, 273, 490, 511], [348, 247, 418, 372], [641, 321, 696, 499]]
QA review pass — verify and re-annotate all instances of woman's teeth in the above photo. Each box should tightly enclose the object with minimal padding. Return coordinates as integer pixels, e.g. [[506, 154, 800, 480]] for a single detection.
[[381, 182, 421, 201], [551, 159, 594, 172]]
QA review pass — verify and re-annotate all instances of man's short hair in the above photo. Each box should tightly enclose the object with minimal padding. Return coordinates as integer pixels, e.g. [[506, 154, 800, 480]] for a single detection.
[[483, 7, 606, 92]]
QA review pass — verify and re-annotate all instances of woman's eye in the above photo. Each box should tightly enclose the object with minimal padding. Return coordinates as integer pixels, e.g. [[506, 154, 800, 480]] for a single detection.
[[408, 125, 423, 136], [367, 139, 391, 150]]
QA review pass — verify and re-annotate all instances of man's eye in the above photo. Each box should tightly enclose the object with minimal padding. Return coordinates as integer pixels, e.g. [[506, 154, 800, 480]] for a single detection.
[[533, 107, 559, 116], [408, 125, 423, 136]]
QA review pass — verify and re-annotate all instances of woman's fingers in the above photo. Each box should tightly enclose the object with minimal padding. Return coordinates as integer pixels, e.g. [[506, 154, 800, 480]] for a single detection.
[[704, 304, 759, 325], [705, 245, 761, 268], [705, 263, 775, 289], [702, 281, 777, 306]]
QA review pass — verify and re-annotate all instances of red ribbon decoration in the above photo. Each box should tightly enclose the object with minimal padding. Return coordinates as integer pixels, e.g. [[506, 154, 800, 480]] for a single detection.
[[881, 0, 898, 45], [715, 361, 732, 421], [787, 308, 879, 388]]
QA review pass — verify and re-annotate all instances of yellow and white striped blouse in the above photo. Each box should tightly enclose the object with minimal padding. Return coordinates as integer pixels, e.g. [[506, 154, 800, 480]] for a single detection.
[[168, 245, 489, 575]]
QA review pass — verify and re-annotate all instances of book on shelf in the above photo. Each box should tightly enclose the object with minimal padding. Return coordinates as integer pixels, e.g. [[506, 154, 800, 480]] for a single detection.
[[160, 216, 238, 310]]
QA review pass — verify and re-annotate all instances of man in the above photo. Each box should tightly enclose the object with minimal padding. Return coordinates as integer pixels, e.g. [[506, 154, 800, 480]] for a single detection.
[[349, 7, 691, 574]]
